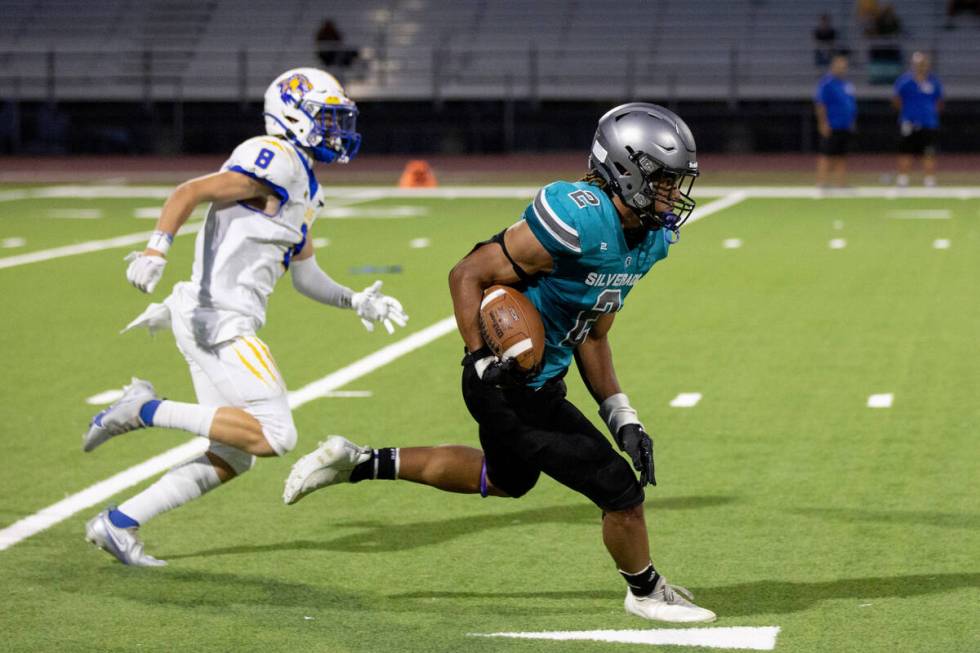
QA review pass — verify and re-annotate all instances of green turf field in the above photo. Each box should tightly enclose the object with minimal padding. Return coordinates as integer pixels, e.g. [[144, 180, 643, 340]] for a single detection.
[[0, 186, 977, 652]]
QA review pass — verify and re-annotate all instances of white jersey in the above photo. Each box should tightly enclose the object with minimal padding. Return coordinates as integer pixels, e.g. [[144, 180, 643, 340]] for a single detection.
[[169, 135, 323, 345]]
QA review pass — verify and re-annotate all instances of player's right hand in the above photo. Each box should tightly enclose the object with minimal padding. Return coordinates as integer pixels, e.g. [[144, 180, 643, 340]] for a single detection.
[[616, 423, 656, 486], [124, 251, 167, 294], [465, 347, 525, 389]]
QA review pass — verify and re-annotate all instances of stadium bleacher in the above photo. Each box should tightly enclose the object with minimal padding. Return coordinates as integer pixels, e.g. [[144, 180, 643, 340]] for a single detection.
[[1, 0, 977, 101]]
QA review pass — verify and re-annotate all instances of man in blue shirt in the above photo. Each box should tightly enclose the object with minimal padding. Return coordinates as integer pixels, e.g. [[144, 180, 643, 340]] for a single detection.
[[814, 53, 858, 188], [893, 51, 944, 187], [285, 103, 717, 624]]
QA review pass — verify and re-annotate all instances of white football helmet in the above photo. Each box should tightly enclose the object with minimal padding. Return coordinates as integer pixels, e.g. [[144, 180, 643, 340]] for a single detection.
[[263, 67, 361, 163]]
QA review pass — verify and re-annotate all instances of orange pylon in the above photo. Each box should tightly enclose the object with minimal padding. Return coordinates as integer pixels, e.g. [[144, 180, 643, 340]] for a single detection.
[[398, 159, 437, 188]]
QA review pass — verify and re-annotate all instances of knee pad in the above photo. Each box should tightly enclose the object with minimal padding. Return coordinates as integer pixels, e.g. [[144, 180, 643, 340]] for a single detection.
[[208, 442, 256, 476], [486, 463, 539, 499], [592, 458, 644, 512]]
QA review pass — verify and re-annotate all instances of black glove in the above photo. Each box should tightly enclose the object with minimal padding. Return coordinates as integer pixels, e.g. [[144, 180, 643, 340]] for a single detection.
[[462, 347, 526, 389], [615, 423, 656, 486]]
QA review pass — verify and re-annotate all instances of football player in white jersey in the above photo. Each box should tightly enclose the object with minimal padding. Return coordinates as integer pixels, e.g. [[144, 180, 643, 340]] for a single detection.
[[81, 68, 408, 566]]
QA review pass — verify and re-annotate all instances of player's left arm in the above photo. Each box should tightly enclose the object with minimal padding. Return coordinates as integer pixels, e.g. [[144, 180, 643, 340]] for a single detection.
[[575, 313, 656, 486], [290, 237, 408, 334], [574, 312, 621, 402]]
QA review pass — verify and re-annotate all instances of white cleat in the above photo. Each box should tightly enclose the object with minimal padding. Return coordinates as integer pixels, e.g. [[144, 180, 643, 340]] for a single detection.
[[84, 510, 166, 567], [83, 377, 158, 452], [283, 435, 371, 505], [624, 575, 717, 623]]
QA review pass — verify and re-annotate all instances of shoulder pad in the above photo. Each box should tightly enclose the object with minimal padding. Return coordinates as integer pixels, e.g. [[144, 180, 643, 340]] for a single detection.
[[224, 137, 304, 203], [524, 181, 592, 257]]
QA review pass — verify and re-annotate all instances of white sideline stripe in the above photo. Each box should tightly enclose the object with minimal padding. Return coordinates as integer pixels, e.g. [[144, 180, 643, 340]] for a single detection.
[[0, 317, 458, 551], [670, 392, 703, 408], [723, 238, 743, 249], [867, 393, 894, 408], [312, 237, 330, 248], [469, 627, 781, 650], [0, 222, 203, 270], [933, 238, 951, 249], [829, 238, 847, 249], [886, 209, 951, 219]]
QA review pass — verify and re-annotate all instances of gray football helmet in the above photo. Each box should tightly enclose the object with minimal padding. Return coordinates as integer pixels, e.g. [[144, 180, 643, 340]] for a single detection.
[[588, 102, 699, 233]]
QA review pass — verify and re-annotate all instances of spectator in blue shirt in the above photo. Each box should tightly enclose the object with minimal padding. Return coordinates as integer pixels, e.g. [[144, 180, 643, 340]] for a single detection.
[[814, 53, 858, 188], [893, 51, 944, 187]]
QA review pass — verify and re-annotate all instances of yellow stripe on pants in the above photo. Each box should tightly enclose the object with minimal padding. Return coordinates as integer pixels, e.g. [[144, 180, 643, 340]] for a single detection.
[[233, 344, 269, 385]]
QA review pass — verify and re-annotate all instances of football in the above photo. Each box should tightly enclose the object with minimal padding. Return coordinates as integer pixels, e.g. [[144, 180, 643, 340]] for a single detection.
[[478, 285, 546, 374]]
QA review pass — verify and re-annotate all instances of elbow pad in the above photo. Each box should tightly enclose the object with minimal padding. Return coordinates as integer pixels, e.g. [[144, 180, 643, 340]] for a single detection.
[[290, 256, 353, 309]]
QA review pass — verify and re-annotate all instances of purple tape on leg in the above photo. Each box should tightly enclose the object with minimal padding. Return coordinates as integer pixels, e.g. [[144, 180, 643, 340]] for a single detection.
[[479, 458, 489, 498]]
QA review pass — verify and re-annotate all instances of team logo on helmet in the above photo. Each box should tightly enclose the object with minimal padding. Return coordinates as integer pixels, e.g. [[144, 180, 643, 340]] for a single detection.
[[278, 73, 313, 103]]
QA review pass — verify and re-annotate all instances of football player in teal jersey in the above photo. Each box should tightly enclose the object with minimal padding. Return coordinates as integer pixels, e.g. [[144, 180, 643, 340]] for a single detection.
[[285, 103, 716, 623]]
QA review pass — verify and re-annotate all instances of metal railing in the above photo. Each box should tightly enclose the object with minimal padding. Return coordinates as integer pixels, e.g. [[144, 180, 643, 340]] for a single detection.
[[1, 42, 978, 104]]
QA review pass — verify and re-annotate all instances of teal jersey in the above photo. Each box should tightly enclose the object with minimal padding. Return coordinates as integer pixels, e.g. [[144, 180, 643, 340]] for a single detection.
[[521, 181, 673, 388]]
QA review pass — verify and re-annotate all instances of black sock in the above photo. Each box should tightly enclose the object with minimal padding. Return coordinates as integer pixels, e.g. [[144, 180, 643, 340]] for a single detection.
[[619, 562, 660, 597], [349, 448, 399, 483]]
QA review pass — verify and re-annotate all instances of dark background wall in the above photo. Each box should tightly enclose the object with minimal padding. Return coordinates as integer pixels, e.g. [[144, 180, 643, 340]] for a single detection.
[[3, 99, 979, 156]]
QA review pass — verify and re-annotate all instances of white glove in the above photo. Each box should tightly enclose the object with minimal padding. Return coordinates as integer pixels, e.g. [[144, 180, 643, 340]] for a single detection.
[[124, 251, 167, 293], [351, 280, 408, 334]]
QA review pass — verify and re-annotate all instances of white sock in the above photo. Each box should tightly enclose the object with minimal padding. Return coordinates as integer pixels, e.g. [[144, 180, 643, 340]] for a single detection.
[[896, 174, 909, 187], [119, 455, 223, 524], [152, 400, 217, 437]]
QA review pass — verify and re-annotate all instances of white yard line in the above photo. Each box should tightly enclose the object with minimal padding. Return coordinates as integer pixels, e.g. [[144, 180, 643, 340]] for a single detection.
[[469, 627, 781, 650], [0, 316, 458, 551], [0, 224, 203, 270], [687, 191, 748, 224], [0, 197, 374, 271]]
